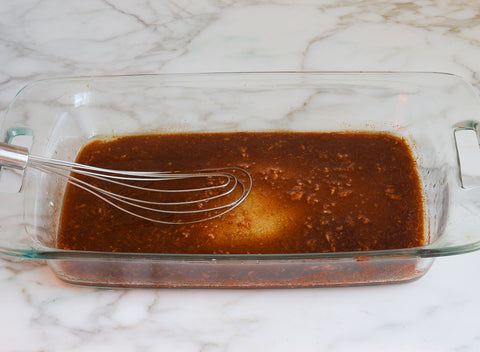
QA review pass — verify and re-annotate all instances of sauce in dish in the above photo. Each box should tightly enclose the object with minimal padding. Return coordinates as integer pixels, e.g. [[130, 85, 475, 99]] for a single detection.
[[57, 132, 424, 254]]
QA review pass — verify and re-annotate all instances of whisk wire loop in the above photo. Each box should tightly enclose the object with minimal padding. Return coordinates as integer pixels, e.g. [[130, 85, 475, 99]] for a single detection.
[[0, 142, 252, 224]]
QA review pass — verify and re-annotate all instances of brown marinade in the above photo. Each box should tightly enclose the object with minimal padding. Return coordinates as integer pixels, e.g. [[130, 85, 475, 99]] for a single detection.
[[57, 132, 424, 254]]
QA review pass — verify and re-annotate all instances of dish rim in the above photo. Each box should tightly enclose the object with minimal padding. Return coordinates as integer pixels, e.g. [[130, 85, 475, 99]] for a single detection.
[[1, 70, 479, 262]]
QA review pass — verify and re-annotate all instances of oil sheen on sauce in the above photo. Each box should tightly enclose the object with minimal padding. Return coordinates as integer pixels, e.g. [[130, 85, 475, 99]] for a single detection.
[[57, 132, 425, 254]]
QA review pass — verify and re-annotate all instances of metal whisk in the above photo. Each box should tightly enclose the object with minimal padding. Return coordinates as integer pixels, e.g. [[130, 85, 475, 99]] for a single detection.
[[0, 142, 252, 224]]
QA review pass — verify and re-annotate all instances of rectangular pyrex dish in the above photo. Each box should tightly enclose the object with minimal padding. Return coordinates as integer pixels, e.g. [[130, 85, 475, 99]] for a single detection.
[[1, 72, 480, 288]]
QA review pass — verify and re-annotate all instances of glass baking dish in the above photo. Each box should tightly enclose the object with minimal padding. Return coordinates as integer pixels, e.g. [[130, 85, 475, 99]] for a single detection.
[[1, 72, 480, 288]]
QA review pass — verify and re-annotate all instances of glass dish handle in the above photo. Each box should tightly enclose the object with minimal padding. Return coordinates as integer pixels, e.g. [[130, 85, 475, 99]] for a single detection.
[[0, 128, 33, 193], [454, 121, 480, 189], [0, 128, 36, 257]]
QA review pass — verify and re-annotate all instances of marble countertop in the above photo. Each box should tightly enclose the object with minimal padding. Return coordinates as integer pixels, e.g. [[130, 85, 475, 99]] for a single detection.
[[1, 1, 480, 351]]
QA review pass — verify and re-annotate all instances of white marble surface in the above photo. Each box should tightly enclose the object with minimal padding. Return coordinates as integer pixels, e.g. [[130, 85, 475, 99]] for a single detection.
[[1, 1, 480, 351]]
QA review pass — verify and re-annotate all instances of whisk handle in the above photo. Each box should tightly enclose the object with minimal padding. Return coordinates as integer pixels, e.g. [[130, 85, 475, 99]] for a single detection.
[[0, 142, 29, 170]]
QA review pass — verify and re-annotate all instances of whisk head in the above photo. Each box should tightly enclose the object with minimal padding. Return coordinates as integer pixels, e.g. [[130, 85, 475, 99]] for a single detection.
[[29, 156, 252, 224]]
